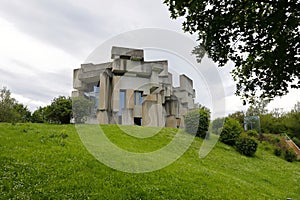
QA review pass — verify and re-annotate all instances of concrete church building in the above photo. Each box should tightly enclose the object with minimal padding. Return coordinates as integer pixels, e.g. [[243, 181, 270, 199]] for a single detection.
[[72, 46, 196, 128]]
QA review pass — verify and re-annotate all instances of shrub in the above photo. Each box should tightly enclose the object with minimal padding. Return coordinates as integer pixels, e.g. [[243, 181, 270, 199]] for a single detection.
[[274, 148, 282, 156], [292, 137, 300, 148], [235, 137, 258, 157], [270, 137, 281, 144], [185, 108, 210, 138], [284, 149, 297, 162], [220, 118, 243, 146], [211, 117, 225, 135], [246, 130, 258, 138]]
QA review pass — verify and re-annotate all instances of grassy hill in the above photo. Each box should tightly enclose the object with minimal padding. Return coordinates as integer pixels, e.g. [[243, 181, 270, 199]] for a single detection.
[[0, 123, 299, 199]]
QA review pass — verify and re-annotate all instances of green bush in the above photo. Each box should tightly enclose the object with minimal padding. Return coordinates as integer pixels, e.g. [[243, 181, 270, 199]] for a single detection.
[[211, 117, 225, 135], [220, 118, 243, 146], [284, 149, 297, 162], [246, 130, 259, 138], [274, 148, 282, 156], [235, 137, 258, 157], [184, 108, 210, 138]]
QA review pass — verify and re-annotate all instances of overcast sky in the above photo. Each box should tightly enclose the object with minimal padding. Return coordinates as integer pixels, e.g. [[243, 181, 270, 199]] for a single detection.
[[0, 0, 299, 115]]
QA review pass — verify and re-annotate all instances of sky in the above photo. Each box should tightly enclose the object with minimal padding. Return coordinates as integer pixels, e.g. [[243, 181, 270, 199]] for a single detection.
[[0, 0, 299, 116]]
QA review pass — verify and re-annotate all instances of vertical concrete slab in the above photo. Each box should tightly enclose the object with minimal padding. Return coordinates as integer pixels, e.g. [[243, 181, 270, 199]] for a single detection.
[[99, 73, 107, 110], [97, 111, 109, 124], [142, 94, 164, 127], [111, 112, 119, 124], [122, 109, 134, 125], [156, 94, 164, 127], [166, 116, 177, 128], [126, 89, 134, 109], [112, 76, 120, 112], [178, 116, 185, 128]]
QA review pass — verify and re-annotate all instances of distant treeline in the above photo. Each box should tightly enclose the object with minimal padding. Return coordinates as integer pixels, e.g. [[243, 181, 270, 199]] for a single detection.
[[0, 87, 72, 124]]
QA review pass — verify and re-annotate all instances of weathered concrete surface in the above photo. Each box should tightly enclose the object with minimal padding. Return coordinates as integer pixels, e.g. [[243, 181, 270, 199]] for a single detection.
[[72, 46, 197, 127]]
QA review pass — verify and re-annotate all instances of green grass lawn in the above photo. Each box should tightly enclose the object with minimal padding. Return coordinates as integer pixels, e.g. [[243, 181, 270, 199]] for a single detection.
[[0, 123, 299, 199]]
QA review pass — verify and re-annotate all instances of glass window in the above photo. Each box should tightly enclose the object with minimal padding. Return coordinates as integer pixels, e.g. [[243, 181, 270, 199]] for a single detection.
[[134, 91, 143, 105], [119, 90, 126, 116]]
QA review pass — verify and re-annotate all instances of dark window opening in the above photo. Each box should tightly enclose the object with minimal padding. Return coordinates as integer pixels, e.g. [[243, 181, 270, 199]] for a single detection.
[[134, 117, 142, 126], [120, 55, 131, 60]]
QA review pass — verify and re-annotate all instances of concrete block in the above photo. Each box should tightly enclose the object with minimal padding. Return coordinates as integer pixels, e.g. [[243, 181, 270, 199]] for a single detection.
[[126, 89, 134, 109], [97, 111, 109, 124], [133, 105, 142, 118], [112, 76, 120, 112], [144, 94, 157, 102], [166, 115, 177, 128], [122, 109, 134, 125], [99, 73, 107, 110], [111, 46, 144, 60]]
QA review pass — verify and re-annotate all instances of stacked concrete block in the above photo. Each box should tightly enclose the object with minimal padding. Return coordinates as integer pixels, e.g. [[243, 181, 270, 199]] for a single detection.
[[72, 46, 197, 127]]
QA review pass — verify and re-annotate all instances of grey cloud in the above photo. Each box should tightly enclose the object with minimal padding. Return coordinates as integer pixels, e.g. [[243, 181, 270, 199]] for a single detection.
[[0, 63, 72, 104], [0, 0, 110, 56], [0, 0, 184, 57]]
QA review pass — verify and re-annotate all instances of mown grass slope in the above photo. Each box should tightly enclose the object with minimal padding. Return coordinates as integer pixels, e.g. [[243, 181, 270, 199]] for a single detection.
[[0, 123, 299, 199]]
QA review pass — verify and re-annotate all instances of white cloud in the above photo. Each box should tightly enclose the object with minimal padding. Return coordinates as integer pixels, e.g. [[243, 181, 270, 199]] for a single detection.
[[0, 18, 79, 111], [11, 93, 48, 111], [267, 89, 300, 112]]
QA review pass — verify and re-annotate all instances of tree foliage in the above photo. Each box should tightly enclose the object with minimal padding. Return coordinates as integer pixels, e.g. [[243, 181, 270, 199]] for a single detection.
[[31, 96, 72, 124], [260, 113, 286, 134], [13, 103, 31, 123], [235, 136, 258, 157], [31, 106, 48, 123], [220, 118, 243, 146], [228, 111, 244, 126], [246, 97, 269, 116], [284, 103, 300, 139], [184, 107, 210, 138], [0, 87, 18, 122], [72, 96, 93, 124], [46, 96, 72, 124], [0, 87, 31, 123], [211, 117, 225, 135], [164, 0, 300, 101], [284, 148, 297, 162]]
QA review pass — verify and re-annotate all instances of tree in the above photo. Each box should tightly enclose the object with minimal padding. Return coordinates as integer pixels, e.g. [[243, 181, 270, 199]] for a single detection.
[[235, 136, 258, 157], [0, 87, 32, 123], [0, 87, 19, 122], [228, 111, 245, 126], [46, 96, 72, 124], [164, 0, 300, 102], [13, 103, 31, 122], [31, 106, 48, 123], [184, 107, 210, 138], [246, 97, 269, 116], [260, 113, 286, 134], [220, 118, 243, 146], [211, 117, 225, 135], [284, 101, 300, 139], [72, 96, 93, 124]]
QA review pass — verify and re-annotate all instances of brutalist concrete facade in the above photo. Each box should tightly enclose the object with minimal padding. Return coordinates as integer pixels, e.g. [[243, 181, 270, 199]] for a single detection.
[[72, 46, 196, 128]]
